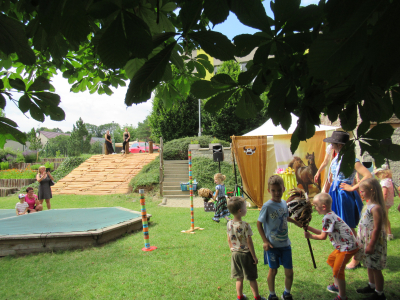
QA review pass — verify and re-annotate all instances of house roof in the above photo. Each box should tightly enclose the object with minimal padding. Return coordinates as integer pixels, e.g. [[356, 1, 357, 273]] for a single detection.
[[39, 131, 70, 139]]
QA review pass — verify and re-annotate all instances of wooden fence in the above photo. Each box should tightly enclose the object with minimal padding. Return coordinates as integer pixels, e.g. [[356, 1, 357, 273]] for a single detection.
[[0, 179, 37, 188]]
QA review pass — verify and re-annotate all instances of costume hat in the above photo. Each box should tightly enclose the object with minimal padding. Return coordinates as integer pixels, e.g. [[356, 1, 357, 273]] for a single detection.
[[323, 131, 349, 144]]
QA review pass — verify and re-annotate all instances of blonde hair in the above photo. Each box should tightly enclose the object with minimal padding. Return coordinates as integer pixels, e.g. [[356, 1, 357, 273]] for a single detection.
[[214, 173, 226, 182], [314, 192, 332, 207], [38, 166, 46, 175], [360, 178, 388, 230], [268, 175, 284, 189], [227, 196, 245, 215], [375, 169, 392, 180]]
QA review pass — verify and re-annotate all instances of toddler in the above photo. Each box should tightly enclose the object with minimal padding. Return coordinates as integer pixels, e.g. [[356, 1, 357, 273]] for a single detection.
[[15, 194, 28, 216], [375, 166, 394, 240], [212, 173, 230, 223]]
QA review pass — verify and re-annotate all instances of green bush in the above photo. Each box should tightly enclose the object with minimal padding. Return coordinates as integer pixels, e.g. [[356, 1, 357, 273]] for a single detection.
[[30, 162, 54, 170], [0, 169, 36, 179], [163, 136, 230, 160], [191, 157, 241, 193], [0, 161, 9, 170], [129, 157, 160, 192]]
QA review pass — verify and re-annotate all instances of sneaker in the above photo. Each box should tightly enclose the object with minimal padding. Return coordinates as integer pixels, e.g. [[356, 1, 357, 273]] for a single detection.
[[268, 295, 279, 300], [356, 284, 375, 294], [364, 291, 386, 300], [281, 291, 293, 300], [333, 296, 347, 300], [237, 295, 248, 300], [327, 284, 339, 294]]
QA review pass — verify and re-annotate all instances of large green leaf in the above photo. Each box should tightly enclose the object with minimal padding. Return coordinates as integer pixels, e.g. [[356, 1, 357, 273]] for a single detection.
[[0, 94, 5, 110], [49, 106, 65, 121], [18, 94, 31, 113], [363, 124, 394, 140], [28, 76, 51, 92], [204, 90, 236, 113], [211, 74, 237, 86], [124, 58, 145, 79], [338, 141, 356, 178], [60, 0, 90, 47], [32, 92, 61, 106], [152, 32, 178, 49], [197, 58, 214, 73], [283, 4, 321, 33], [234, 34, 269, 58], [188, 31, 235, 61], [125, 41, 176, 105], [29, 103, 45, 122], [272, 0, 301, 30], [124, 12, 153, 59], [0, 118, 27, 147], [179, 0, 203, 34], [235, 88, 264, 119], [357, 120, 370, 138], [379, 144, 400, 161], [87, 0, 120, 19], [8, 78, 26, 91], [48, 33, 69, 63], [98, 13, 129, 69], [170, 49, 184, 71], [193, 61, 206, 78], [203, 0, 229, 26], [191, 80, 229, 99], [230, 0, 272, 35], [339, 104, 357, 131], [0, 13, 36, 65]]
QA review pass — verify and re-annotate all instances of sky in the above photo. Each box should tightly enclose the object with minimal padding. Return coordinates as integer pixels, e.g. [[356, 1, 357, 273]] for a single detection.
[[4, 0, 318, 133]]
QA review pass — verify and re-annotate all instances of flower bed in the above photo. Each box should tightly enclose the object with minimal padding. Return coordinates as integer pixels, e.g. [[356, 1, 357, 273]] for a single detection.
[[0, 169, 36, 179]]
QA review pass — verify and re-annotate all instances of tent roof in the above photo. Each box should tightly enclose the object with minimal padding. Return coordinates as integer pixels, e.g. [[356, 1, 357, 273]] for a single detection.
[[243, 114, 338, 136]]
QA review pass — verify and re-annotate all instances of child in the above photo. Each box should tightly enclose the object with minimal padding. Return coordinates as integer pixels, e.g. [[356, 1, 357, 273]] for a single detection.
[[212, 173, 230, 223], [304, 193, 359, 300], [355, 178, 387, 300], [227, 197, 266, 300], [375, 166, 394, 240], [15, 194, 29, 216], [257, 175, 302, 300]]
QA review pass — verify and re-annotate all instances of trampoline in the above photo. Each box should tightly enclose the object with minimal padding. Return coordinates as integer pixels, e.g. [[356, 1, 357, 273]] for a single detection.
[[0, 207, 149, 256]]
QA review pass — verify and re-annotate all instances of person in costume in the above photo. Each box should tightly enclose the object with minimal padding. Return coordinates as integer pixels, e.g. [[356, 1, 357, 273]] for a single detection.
[[121, 128, 130, 154], [212, 173, 230, 223], [104, 130, 115, 154], [323, 131, 371, 269], [37, 166, 54, 210]]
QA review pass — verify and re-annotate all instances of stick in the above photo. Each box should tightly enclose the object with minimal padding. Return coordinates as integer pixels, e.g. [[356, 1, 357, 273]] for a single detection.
[[305, 232, 317, 269]]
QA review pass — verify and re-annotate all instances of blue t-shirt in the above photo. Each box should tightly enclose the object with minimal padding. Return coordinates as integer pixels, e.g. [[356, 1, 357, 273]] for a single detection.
[[215, 184, 225, 198], [258, 200, 291, 248]]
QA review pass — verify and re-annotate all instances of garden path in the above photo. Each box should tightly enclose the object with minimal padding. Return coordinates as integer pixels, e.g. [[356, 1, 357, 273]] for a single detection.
[[52, 153, 159, 195]]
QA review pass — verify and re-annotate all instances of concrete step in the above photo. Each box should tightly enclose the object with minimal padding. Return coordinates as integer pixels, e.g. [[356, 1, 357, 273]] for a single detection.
[[164, 194, 191, 199], [164, 185, 183, 191], [164, 167, 188, 172], [164, 160, 188, 164], [163, 190, 190, 196], [163, 173, 188, 178]]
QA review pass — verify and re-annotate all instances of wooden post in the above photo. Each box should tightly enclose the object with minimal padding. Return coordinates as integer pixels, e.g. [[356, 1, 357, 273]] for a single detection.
[[159, 137, 163, 197], [149, 141, 153, 153], [139, 189, 157, 252], [104, 143, 109, 155]]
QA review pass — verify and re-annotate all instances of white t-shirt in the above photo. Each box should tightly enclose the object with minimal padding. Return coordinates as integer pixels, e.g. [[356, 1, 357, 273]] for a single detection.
[[227, 220, 253, 252], [380, 178, 394, 208], [15, 202, 29, 213], [322, 212, 359, 252]]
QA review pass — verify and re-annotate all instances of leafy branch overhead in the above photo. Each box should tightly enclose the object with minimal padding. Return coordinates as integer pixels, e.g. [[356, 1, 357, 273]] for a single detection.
[[1, 0, 400, 176]]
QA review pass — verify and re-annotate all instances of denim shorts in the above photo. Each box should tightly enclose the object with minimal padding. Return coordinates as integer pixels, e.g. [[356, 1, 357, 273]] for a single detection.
[[265, 245, 293, 269]]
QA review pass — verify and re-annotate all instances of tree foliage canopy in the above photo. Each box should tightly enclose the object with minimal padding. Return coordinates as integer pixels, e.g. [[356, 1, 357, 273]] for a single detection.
[[1, 0, 400, 175]]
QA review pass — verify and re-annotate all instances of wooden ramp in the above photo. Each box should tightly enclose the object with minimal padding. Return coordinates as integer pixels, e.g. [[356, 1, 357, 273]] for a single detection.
[[52, 153, 159, 195]]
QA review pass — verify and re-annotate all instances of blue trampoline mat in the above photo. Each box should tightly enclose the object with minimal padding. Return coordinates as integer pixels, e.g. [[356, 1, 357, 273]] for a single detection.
[[0, 208, 141, 236]]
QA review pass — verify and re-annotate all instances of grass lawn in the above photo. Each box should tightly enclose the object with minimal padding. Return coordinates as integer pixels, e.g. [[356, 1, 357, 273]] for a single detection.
[[0, 194, 399, 300]]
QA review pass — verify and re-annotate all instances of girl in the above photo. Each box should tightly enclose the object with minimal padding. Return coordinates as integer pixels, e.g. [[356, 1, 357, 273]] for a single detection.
[[122, 128, 130, 154], [375, 166, 394, 240], [212, 173, 230, 223], [37, 166, 54, 210], [356, 178, 387, 300]]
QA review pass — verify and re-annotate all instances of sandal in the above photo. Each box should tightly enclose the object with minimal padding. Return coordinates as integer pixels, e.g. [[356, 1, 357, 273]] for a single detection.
[[345, 263, 361, 270]]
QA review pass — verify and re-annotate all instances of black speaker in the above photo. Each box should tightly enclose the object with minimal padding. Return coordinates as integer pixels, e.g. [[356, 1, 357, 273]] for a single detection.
[[213, 145, 224, 162]]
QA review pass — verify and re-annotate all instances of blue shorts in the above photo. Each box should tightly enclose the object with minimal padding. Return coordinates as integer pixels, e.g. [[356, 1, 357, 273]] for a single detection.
[[264, 245, 293, 269]]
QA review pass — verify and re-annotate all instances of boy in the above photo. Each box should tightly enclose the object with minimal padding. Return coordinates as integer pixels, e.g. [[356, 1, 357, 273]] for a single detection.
[[227, 196, 266, 300], [257, 175, 302, 300], [304, 193, 359, 300], [15, 194, 28, 216]]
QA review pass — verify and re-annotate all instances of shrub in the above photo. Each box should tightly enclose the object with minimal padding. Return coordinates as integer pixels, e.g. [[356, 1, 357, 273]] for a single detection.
[[23, 150, 38, 163], [30, 162, 54, 170], [191, 157, 241, 193], [163, 136, 230, 160], [0, 161, 9, 170], [16, 152, 25, 163], [129, 157, 160, 192], [0, 169, 36, 179]]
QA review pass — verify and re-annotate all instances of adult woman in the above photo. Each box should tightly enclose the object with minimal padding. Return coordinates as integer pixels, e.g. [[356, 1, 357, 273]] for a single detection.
[[24, 187, 43, 213], [36, 166, 54, 210], [104, 130, 115, 154], [121, 128, 130, 154], [323, 131, 372, 269]]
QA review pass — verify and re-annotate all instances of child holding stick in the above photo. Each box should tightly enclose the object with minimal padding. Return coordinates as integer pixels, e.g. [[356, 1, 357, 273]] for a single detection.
[[304, 193, 359, 300], [212, 173, 230, 223], [227, 196, 266, 300], [355, 178, 387, 300]]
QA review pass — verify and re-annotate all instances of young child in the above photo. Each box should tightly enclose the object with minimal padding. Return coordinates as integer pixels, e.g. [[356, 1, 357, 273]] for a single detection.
[[227, 197, 266, 300], [15, 194, 29, 216], [304, 193, 359, 300], [355, 178, 387, 300], [257, 175, 302, 300], [375, 166, 394, 240], [212, 173, 230, 223]]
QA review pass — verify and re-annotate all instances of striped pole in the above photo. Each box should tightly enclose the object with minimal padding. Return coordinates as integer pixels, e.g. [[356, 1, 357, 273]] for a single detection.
[[189, 149, 194, 230], [139, 189, 157, 252]]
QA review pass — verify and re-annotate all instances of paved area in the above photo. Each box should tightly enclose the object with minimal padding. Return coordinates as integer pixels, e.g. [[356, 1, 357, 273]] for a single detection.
[[159, 196, 205, 208]]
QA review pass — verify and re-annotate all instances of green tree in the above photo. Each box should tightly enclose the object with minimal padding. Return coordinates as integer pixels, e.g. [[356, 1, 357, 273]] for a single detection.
[[85, 124, 103, 138], [27, 128, 42, 161], [67, 118, 92, 156], [136, 116, 152, 141], [1, 0, 400, 175], [201, 61, 269, 141], [149, 94, 199, 142], [48, 135, 69, 156], [114, 124, 136, 143]]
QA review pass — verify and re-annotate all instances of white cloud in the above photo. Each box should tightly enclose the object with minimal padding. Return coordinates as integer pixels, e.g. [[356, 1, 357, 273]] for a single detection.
[[4, 73, 152, 133]]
